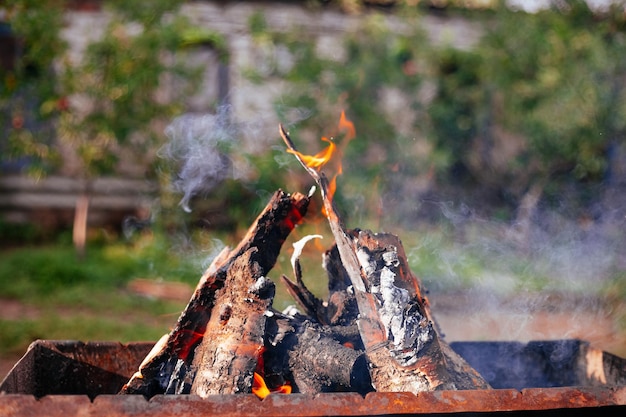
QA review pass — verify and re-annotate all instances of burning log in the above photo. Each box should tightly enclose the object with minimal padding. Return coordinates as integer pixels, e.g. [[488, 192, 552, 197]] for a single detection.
[[281, 235, 359, 326], [279, 124, 490, 393], [120, 190, 309, 397], [189, 248, 274, 396], [121, 116, 489, 399]]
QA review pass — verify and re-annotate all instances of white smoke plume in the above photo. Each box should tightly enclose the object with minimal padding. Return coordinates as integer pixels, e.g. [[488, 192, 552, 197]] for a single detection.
[[160, 106, 236, 212]]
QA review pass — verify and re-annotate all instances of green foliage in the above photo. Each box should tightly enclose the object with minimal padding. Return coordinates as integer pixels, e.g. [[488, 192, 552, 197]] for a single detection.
[[0, 217, 41, 245], [58, 0, 197, 177], [2, 0, 205, 179], [0, 237, 201, 300], [429, 0, 626, 206], [0, 234, 211, 356], [1, 0, 66, 176], [428, 47, 484, 174], [247, 11, 434, 223]]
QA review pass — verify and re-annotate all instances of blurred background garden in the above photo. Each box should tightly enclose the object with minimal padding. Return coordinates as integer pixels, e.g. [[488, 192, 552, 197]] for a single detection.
[[1, 0, 626, 377]]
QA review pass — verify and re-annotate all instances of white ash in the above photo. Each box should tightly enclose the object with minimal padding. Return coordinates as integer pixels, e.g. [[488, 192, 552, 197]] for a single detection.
[[357, 248, 377, 277], [382, 247, 400, 268], [378, 266, 411, 348], [282, 305, 301, 318], [248, 276, 273, 296], [367, 247, 434, 367]]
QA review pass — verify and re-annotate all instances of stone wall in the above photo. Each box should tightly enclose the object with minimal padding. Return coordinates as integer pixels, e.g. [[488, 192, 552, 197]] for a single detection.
[[60, 1, 482, 151], [2, 1, 483, 231]]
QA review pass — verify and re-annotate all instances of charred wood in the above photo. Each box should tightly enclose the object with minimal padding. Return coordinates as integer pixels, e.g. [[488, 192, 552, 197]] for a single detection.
[[119, 190, 309, 397], [189, 248, 275, 396], [281, 237, 359, 326], [280, 125, 490, 393], [263, 312, 371, 394]]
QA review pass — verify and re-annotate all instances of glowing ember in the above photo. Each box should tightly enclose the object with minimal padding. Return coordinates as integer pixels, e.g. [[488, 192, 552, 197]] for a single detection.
[[252, 372, 292, 399]]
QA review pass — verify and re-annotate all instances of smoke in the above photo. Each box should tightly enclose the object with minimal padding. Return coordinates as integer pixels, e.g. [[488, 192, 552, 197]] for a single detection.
[[160, 106, 236, 212], [402, 197, 626, 354]]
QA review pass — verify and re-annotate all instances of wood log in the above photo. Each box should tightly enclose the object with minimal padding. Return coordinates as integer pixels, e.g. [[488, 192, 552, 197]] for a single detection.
[[189, 248, 275, 396], [119, 190, 309, 397], [352, 230, 489, 392], [281, 235, 358, 326], [262, 311, 371, 394], [280, 125, 490, 393]]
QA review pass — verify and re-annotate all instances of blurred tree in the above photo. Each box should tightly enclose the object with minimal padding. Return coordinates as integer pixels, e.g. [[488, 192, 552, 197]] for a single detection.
[[429, 0, 626, 230], [2, 0, 207, 256], [1, 0, 66, 175]]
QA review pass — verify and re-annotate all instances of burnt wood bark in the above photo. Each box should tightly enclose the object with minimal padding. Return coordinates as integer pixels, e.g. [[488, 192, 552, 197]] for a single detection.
[[262, 312, 371, 394], [119, 190, 309, 397], [281, 236, 358, 326], [189, 248, 275, 396], [280, 125, 490, 393]]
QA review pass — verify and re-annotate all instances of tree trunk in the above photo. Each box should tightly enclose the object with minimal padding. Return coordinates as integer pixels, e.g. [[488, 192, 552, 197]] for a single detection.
[[72, 193, 89, 259]]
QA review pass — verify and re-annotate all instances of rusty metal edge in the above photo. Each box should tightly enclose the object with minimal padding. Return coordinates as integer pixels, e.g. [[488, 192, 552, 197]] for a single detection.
[[1, 387, 625, 417]]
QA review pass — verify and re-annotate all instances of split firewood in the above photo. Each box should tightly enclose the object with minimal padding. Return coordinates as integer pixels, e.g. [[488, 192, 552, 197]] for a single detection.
[[262, 310, 371, 394], [281, 235, 358, 326], [120, 190, 309, 397], [189, 248, 275, 396], [280, 124, 490, 392]]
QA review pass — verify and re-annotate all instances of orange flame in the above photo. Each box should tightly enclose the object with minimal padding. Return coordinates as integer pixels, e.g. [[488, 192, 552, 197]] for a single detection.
[[287, 136, 336, 171], [286, 111, 355, 175], [252, 372, 271, 399], [252, 372, 292, 399], [287, 111, 356, 215], [338, 110, 356, 140]]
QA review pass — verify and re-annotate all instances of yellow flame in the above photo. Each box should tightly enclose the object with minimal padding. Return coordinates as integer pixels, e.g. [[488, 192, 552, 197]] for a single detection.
[[287, 136, 336, 170], [288, 111, 356, 216], [286, 111, 355, 174], [252, 372, 271, 399], [252, 372, 292, 399]]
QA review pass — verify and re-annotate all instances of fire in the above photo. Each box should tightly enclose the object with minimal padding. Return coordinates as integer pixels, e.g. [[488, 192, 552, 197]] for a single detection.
[[289, 136, 336, 170], [286, 111, 355, 173], [338, 110, 356, 139], [252, 346, 291, 399], [286, 111, 356, 212], [252, 372, 271, 399], [252, 372, 292, 399]]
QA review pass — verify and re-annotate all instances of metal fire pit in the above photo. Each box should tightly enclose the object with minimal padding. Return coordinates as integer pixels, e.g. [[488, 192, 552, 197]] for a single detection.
[[1, 339, 625, 416]]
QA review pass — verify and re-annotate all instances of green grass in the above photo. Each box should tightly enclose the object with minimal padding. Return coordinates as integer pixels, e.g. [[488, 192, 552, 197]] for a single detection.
[[0, 235, 201, 358]]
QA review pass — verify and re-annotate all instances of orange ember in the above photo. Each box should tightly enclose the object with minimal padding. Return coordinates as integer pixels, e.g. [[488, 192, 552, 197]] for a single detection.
[[252, 372, 292, 399], [176, 329, 206, 361]]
